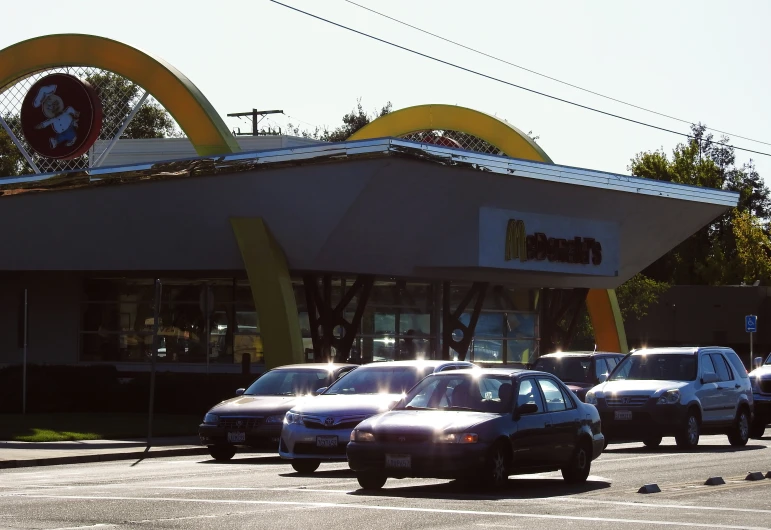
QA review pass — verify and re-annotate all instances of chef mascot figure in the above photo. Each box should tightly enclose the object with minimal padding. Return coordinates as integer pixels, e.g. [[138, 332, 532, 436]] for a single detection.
[[32, 84, 81, 149]]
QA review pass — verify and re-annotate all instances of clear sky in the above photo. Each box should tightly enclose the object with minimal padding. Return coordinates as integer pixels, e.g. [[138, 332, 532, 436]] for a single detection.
[[4, 0, 770, 180]]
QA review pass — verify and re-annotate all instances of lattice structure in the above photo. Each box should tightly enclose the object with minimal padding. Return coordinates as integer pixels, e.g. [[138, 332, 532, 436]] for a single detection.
[[0, 66, 183, 174], [398, 129, 502, 156]]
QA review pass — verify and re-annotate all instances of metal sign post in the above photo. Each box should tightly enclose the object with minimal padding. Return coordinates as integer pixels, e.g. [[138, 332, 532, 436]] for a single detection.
[[746, 315, 757, 371], [147, 278, 161, 448], [22, 289, 28, 415]]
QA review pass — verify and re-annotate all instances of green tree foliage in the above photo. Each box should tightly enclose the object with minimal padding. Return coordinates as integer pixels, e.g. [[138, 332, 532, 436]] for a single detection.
[[287, 99, 392, 141], [616, 274, 670, 321], [629, 124, 770, 286], [732, 209, 771, 284], [0, 72, 181, 176]]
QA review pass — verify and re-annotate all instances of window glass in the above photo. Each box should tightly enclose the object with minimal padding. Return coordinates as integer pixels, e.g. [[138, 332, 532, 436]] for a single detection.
[[610, 354, 697, 381], [560, 386, 576, 409], [516, 379, 544, 413], [607, 357, 620, 370], [594, 359, 610, 381], [533, 356, 592, 383], [399, 374, 514, 413], [538, 378, 567, 412], [711, 354, 733, 382], [701, 354, 717, 376], [324, 366, 427, 395], [244, 369, 331, 396]]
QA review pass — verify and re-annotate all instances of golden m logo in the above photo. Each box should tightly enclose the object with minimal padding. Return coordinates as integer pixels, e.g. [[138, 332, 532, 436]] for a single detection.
[[505, 219, 527, 262]]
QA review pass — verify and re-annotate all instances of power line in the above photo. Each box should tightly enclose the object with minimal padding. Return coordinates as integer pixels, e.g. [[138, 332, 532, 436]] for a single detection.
[[270, 0, 771, 159], [343, 0, 771, 149]]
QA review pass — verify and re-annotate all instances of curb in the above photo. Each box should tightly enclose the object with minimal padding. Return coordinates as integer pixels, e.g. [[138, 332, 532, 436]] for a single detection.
[[0, 446, 208, 469]]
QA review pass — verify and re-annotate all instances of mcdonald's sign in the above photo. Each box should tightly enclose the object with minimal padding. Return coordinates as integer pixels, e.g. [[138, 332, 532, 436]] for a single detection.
[[504, 219, 527, 262]]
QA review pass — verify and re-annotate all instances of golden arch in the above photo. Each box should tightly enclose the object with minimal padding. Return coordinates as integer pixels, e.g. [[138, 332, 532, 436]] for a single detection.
[[0, 34, 240, 156], [351, 104, 628, 353]]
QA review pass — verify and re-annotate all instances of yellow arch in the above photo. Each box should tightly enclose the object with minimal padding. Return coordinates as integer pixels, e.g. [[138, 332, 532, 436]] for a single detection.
[[351, 104, 628, 353], [0, 34, 240, 156]]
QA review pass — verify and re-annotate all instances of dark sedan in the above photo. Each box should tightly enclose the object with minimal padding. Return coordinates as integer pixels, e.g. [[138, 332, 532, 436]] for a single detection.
[[532, 351, 624, 401], [347, 368, 604, 490], [199, 363, 356, 460]]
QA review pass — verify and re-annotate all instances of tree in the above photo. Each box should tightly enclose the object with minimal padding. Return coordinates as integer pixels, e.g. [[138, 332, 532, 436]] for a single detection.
[[0, 72, 181, 176], [286, 98, 392, 141], [629, 124, 770, 286], [732, 209, 771, 284]]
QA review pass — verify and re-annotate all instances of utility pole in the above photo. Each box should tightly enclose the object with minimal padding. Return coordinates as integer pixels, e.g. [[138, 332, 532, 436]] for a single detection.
[[227, 109, 284, 136]]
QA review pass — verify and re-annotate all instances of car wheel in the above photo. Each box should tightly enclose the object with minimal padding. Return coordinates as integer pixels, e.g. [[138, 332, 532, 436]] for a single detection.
[[727, 409, 750, 447], [562, 440, 591, 484], [674, 412, 700, 449], [291, 459, 321, 474], [483, 442, 510, 489], [208, 445, 236, 461], [642, 436, 662, 448], [356, 472, 387, 491], [749, 419, 766, 439]]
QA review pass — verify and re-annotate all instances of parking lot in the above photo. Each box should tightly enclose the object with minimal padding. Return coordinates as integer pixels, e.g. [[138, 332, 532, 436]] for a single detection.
[[1, 434, 769, 530]]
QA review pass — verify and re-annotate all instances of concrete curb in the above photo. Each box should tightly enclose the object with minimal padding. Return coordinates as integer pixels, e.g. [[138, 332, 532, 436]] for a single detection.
[[0, 446, 208, 469]]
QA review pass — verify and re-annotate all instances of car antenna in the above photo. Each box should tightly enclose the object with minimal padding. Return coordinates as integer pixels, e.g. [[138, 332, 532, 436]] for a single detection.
[[593, 344, 597, 353]]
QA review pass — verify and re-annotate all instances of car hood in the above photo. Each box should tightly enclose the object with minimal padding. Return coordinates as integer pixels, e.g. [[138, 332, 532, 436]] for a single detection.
[[361, 410, 494, 433], [210, 395, 313, 416], [750, 365, 771, 379], [592, 379, 690, 397], [290, 393, 402, 416]]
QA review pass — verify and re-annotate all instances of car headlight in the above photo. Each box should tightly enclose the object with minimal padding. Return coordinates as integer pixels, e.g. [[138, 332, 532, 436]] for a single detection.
[[203, 413, 218, 425], [585, 391, 597, 405], [284, 411, 303, 425], [435, 433, 478, 444], [350, 429, 375, 442], [265, 415, 284, 424], [657, 389, 681, 405]]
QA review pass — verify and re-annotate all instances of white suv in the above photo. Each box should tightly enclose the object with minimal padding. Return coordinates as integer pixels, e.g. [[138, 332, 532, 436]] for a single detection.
[[586, 347, 752, 449]]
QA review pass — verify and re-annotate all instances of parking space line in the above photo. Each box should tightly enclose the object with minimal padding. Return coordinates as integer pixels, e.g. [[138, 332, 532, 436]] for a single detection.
[[595, 453, 688, 463], [6, 493, 770, 530], [556, 497, 771, 514]]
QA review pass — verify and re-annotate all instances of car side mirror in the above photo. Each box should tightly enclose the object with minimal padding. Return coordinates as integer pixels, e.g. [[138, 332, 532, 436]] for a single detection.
[[701, 372, 719, 384], [315, 387, 328, 395], [515, 403, 539, 418], [598, 374, 608, 383], [754, 357, 763, 369], [235, 388, 245, 396]]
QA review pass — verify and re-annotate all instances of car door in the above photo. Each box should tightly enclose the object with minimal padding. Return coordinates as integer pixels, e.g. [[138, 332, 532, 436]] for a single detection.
[[510, 377, 549, 468], [710, 352, 738, 422], [537, 377, 576, 463], [697, 353, 722, 424]]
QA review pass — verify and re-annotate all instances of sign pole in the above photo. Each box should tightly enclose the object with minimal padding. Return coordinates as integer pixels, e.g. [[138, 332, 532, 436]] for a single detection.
[[147, 278, 161, 448], [750, 330, 753, 370], [22, 288, 28, 415]]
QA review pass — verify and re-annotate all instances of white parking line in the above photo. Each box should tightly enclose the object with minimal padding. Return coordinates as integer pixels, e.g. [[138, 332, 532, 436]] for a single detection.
[[6, 494, 770, 530], [596, 453, 687, 463], [556, 497, 771, 514]]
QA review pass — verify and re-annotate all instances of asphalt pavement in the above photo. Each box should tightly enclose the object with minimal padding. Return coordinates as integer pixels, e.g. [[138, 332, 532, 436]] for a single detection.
[[1, 434, 770, 529]]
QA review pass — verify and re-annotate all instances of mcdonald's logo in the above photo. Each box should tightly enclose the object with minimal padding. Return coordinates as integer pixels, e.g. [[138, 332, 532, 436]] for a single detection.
[[505, 219, 527, 262]]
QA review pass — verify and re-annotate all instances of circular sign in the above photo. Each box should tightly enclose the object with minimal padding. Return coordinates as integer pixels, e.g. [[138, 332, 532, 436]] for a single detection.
[[20, 73, 103, 160]]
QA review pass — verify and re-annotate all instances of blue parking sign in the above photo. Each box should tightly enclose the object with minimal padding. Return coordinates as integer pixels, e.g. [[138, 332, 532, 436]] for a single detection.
[[746, 315, 757, 333]]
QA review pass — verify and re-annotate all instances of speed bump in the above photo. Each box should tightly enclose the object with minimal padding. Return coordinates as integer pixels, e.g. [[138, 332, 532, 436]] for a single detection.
[[638, 484, 661, 494], [745, 472, 765, 481], [704, 477, 725, 486]]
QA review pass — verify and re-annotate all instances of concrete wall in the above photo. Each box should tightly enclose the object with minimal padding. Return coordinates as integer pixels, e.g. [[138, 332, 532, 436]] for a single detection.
[[0, 272, 82, 365]]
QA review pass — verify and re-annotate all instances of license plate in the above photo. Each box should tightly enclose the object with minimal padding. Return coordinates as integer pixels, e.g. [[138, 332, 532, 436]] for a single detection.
[[614, 410, 633, 421], [385, 454, 411, 469], [316, 435, 338, 448], [227, 431, 246, 443]]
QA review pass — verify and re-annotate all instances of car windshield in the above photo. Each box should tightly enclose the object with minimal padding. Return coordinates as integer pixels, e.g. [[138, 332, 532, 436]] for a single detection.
[[532, 356, 592, 383], [323, 366, 426, 395], [243, 369, 333, 396], [609, 354, 697, 382], [396, 374, 514, 414], [766, 354, 771, 365]]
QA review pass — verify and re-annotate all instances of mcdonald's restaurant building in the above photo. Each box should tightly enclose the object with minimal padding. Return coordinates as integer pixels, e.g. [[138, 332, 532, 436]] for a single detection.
[[0, 35, 739, 373]]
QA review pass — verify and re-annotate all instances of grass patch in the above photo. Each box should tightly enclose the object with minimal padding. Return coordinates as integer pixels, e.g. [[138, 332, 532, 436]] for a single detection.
[[0, 413, 201, 442]]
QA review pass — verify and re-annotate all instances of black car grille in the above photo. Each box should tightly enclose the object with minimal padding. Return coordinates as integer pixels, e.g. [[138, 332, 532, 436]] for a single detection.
[[293, 442, 348, 455], [759, 379, 771, 394], [377, 433, 431, 443], [219, 417, 263, 430], [605, 396, 648, 407], [303, 419, 363, 430]]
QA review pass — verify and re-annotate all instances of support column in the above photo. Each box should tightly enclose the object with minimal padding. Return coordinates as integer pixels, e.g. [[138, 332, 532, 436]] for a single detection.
[[586, 288, 629, 353], [230, 218, 304, 369], [441, 282, 488, 361]]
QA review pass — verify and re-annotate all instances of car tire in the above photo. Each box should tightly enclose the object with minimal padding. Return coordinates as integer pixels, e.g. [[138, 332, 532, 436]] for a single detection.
[[727, 409, 750, 447], [561, 440, 592, 484], [642, 436, 662, 448], [482, 442, 511, 489], [208, 445, 236, 461], [749, 419, 766, 439], [356, 472, 387, 491], [674, 411, 700, 449], [291, 459, 321, 474]]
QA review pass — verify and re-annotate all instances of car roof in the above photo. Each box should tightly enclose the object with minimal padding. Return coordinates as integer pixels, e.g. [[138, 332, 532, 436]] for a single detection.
[[271, 363, 357, 370], [538, 351, 622, 358], [360, 360, 474, 369], [427, 367, 558, 379]]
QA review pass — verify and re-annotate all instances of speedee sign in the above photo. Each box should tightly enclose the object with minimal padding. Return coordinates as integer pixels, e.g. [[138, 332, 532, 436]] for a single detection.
[[478, 207, 619, 277]]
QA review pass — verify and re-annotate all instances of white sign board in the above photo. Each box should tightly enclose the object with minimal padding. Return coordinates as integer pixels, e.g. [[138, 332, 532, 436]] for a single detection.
[[478, 207, 619, 277]]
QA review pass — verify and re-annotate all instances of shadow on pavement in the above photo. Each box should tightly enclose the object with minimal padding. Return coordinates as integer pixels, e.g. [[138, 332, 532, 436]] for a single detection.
[[604, 443, 766, 455], [348, 477, 610, 500], [198, 455, 285, 465], [279, 468, 357, 479]]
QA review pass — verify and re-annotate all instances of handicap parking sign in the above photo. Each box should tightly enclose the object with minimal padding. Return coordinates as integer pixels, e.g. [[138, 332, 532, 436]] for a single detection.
[[746, 315, 757, 333]]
